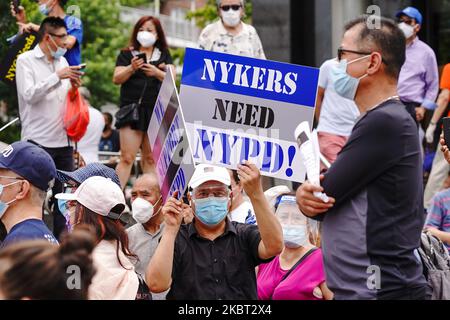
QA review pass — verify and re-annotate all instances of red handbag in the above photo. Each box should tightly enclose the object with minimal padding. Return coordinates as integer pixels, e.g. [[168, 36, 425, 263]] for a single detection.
[[64, 88, 90, 142]]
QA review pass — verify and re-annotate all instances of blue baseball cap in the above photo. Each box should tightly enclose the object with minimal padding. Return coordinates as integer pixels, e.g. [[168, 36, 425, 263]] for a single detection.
[[0, 141, 56, 191], [56, 163, 121, 187], [396, 6, 423, 25]]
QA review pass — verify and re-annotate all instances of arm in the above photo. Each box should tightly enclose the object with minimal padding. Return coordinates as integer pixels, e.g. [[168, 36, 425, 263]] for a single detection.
[[421, 52, 440, 111], [113, 53, 144, 85], [315, 86, 325, 123], [426, 89, 450, 143], [16, 57, 82, 105], [426, 228, 450, 245], [237, 162, 283, 259], [145, 194, 183, 293]]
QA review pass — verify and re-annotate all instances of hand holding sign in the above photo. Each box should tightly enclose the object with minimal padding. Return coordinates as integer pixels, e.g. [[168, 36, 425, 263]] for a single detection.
[[237, 161, 263, 199], [296, 175, 335, 218], [162, 191, 184, 232]]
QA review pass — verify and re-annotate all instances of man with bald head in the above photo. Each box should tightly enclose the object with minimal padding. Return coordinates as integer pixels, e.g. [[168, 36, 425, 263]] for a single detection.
[[127, 174, 164, 275]]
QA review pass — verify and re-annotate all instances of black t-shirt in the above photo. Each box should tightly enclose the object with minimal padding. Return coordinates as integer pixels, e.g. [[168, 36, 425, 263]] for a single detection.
[[115, 48, 173, 108], [167, 219, 272, 300], [318, 99, 427, 299], [99, 130, 120, 152]]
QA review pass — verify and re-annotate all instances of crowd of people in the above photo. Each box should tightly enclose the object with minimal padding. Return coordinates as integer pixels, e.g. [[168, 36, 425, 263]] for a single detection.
[[0, 0, 449, 301]]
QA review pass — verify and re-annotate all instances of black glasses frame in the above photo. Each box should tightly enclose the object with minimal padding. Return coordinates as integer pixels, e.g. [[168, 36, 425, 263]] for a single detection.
[[220, 4, 242, 11], [337, 47, 389, 66]]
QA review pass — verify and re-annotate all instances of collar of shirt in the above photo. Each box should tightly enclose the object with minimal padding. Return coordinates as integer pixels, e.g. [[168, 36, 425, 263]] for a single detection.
[[188, 217, 237, 239], [406, 36, 419, 49], [139, 222, 164, 238], [33, 44, 46, 59]]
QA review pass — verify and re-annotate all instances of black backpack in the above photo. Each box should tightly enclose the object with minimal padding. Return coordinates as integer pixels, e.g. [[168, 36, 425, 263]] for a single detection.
[[418, 232, 450, 300]]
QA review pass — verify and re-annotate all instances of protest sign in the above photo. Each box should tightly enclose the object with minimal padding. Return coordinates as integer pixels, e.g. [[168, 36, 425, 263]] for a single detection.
[[0, 31, 40, 86], [179, 48, 319, 182], [148, 69, 195, 201]]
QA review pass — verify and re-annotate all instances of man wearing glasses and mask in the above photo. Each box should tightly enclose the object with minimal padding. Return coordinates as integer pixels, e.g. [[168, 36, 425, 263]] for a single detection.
[[146, 162, 283, 300], [198, 0, 266, 59], [16, 17, 84, 240], [297, 17, 427, 300]]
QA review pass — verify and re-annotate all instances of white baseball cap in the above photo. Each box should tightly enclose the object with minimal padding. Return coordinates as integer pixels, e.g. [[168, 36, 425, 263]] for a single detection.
[[189, 164, 231, 189], [55, 176, 125, 219]]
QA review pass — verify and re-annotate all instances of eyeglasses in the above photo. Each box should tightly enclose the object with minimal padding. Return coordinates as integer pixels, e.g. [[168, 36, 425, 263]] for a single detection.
[[192, 187, 230, 199], [337, 47, 389, 66], [0, 176, 24, 181], [337, 48, 372, 61], [49, 33, 68, 40], [220, 4, 242, 11]]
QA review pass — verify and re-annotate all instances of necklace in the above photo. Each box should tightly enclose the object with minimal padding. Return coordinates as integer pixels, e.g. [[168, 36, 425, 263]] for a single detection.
[[367, 95, 400, 112]]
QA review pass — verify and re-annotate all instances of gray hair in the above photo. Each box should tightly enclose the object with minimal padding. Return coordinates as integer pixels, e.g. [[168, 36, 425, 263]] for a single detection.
[[216, 0, 244, 7]]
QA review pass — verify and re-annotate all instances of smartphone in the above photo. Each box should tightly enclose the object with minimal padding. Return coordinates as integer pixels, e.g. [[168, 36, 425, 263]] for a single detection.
[[12, 0, 21, 14], [78, 63, 87, 72], [443, 117, 450, 149], [136, 53, 147, 63]]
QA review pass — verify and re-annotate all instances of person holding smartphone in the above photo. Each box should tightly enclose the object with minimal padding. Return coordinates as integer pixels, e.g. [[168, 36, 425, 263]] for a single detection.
[[10, 0, 83, 66], [113, 16, 175, 189]]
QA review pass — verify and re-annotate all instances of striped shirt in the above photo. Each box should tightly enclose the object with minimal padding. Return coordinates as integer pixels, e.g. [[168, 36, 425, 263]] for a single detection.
[[426, 189, 450, 252]]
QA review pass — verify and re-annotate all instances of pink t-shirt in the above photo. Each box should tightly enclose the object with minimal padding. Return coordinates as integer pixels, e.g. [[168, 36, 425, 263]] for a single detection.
[[257, 249, 326, 300]]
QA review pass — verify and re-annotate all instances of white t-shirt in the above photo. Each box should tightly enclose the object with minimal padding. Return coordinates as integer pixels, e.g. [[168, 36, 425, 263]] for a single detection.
[[229, 201, 256, 224], [78, 107, 105, 164], [317, 59, 360, 137]]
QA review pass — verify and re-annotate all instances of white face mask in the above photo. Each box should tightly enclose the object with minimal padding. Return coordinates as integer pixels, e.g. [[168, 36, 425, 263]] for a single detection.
[[398, 22, 415, 39], [131, 197, 161, 224], [282, 225, 308, 248], [221, 9, 241, 27], [137, 31, 157, 48]]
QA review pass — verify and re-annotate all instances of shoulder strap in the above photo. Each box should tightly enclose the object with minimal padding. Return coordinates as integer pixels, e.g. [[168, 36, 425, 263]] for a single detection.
[[280, 248, 318, 282], [137, 80, 148, 105]]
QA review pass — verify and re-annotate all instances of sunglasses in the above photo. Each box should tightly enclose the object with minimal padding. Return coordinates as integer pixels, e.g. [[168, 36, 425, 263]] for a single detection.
[[337, 47, 389, 66], [220, 4, 242, 11]]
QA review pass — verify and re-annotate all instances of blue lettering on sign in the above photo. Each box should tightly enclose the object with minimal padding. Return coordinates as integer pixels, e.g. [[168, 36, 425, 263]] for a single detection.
[[154, 99, 165, 126], [181, 48, 319, 107], [192, 128, 297, 178], [157, 115, 182, 179], [169, 168, 186, 196]]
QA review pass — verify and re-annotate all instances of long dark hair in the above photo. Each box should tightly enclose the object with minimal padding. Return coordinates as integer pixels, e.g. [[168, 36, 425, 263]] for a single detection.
[[0, 227, 96, 300], [126, 16, 168, 51], [74, 204, 137, 269]]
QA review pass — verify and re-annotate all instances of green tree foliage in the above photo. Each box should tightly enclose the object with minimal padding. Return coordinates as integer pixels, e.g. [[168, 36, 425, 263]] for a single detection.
[[186, 0, 253, 29]]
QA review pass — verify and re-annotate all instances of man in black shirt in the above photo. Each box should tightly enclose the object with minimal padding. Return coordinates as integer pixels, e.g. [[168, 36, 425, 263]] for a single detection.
[[99, 112, 120, 153], [296, 17, 427, 299], [146, 162, 283, 300]]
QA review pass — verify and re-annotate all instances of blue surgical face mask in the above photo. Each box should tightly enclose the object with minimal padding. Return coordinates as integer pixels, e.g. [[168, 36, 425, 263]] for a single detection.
[[282, 225, 308, 248], [331, 56, 370, 101], [48, 35, 67, 59], [194, 197, 229, 226], [58, 199, 68, 214], [0, 181, 22, 220], [39, 2, 51, 16]]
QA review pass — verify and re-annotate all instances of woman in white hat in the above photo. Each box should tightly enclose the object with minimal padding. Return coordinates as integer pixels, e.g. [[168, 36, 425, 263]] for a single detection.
[[56, 176, 139, 300]]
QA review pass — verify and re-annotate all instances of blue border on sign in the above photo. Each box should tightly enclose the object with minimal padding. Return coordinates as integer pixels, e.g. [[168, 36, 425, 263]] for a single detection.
[[181, 48, 319, 108]]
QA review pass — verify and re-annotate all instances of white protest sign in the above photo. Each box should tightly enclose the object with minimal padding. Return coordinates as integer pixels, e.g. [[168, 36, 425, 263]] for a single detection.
[[179, 48, 319, 182], [147, 69, 195, 201]]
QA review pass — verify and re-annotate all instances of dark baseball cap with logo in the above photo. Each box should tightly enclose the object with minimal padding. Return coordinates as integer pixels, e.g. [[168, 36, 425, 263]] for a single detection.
[[0, 141, 56, 191]]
